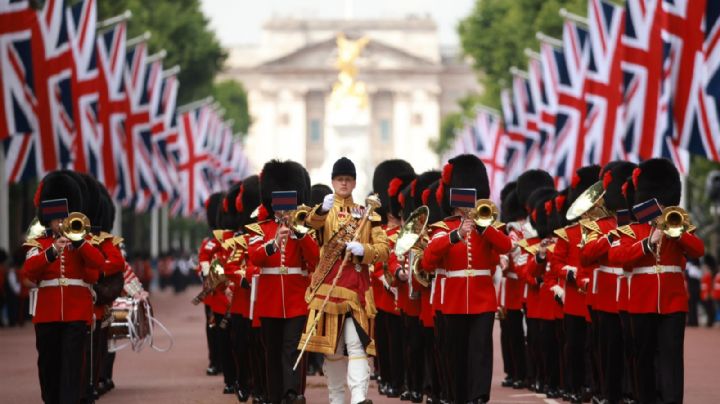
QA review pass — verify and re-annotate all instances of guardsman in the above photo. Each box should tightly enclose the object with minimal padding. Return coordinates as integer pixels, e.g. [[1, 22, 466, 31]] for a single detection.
[[579, 161, 636, 404], [421, 154, 512, 404], [370, 159, 415, 399], [22, 171, 105, 404], [247, 160, 319, 404], [608, 158, 704, 404], [300, 157, 389, 404]]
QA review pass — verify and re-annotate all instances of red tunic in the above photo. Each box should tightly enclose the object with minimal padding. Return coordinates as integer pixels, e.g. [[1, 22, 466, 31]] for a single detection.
[[372, 226, 399, 314], [93, 236, 126, 320], [197, 235, 230, 314], [608, 223, 704, 314], [701, 272, 713, 301], [517, 238, 543, 319], [581, 217, 622, 314], [247, 220, 320, 319], [22, 236, 104, 324], [422, 217, 512, 315], [498, 257, 525, 311], [552, 225, 590, 319], [421, 223, 450, 314], [713, 273, 720, 301], [224, 233, 252, 318]]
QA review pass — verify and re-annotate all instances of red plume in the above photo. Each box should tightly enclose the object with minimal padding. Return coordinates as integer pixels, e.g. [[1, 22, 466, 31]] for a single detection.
[[398, 192, 406, 208], [621, 182, 629, 199], [555, 195, 566, 211], [441, 163, 453, 184], [222, 198, 229, 213], [388, 177, 403, 197], [204, 197, 211, 211], [531, 208, 538, 223], [571, 174, 580, 189], [435, 182, 444, 206], [34, 180, 44, 207], [257, 205, 269, 221], [410, 179, 418, 197], [632, 167, 641, 188], [235, 184, 245, 213], [544, 200, 553, 216], [602, 170, 613, 190], [422, 188, 431, 205]]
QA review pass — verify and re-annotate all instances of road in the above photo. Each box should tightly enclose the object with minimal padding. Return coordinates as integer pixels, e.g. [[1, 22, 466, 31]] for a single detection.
[[1, 286, 719, 403]]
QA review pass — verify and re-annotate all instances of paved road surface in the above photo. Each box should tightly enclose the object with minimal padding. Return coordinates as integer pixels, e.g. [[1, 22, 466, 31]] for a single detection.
[[2, 286, 719, 403]]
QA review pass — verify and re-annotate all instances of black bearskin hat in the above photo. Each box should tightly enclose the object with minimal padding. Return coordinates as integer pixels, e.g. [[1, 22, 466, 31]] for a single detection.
[[205, 192, 225, 230], [78, 173, 104, 227], [99, 187, 115, 233], [410, 171, 441, 213], [437, 154, 489, 216], [516, 170, 554, 211], [600, 161, 637, 212], [633, 158, 681, 207], [260, 160, 311, 216], [237, 175, 261, 227], [553, 188, 570, 228], [424, 180, 443, 225], [221, 182, 243, 231], [35, 171, 85, 226], [499, 181, 517, 207], [621, 176, 636, 212], [372, 159, 416, 223], [528, 187, 559, 239], [501, 189, 526, 223], [399, 184, 414, 221], [566, 165, 601, 209], [311, 184, 333, 206]]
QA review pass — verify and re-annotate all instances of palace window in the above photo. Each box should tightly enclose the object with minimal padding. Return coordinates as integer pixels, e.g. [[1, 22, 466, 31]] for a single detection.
[[380, 119, 391, 143], [309, 119, 322, 143]]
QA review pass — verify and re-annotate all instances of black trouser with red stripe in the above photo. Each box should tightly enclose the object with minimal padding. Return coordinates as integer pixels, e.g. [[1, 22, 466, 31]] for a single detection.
[[525, 317, 542, 389], [230, 314, 252, 393], [501, 309, 526, 383], [422, 326, 440, 399], [631, 312, 685, 404], [540, 319, 559, 390], [35, 321, 88, 404], [564, 314, 586, 395], [402, 313, 424, 394], [598, 311, 623, 403], [444, 312, 494, 403], [260, 316, 307, 403], [249, 326, 268, 400], [619, 311, 637, 401], [214, 312, 237, 387], [434, 311, 452, 402], [375, 309, 403, 391]]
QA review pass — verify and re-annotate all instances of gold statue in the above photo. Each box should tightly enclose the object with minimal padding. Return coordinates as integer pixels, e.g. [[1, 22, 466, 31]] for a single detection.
[[331, 33, 369, 109]]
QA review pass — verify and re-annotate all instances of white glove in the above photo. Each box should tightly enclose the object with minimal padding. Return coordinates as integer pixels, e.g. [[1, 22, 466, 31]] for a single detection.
[[499, 255, 509, 271], [563, 265, 577, 282], [200, 261, 210, 276], [346, 241, 364, 256], [322, 193, 335, 211], [551, 284, 565, 300]]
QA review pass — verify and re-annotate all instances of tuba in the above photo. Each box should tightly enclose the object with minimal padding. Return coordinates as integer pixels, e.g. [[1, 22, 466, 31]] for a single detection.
[[191, 259, 228, 305], [655, 206, 692, 237], [395, 206, 431, 287], [468, 199, 499, 227], [60, 212, 91, 241]]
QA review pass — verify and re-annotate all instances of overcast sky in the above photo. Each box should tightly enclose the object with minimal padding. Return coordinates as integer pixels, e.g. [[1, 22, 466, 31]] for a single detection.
[[200, 0, 477, 47]]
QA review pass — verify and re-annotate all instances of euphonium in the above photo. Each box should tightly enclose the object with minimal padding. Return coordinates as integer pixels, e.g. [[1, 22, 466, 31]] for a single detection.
[[394, 206, 431, 287], [468, 199, 498, 227], [60, 212, 91, 241], [566, 181, 609, 222], [656, 206, 691, 237]]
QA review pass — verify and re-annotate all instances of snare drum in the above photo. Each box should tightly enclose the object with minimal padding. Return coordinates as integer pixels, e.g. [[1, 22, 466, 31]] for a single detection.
[[109, 297, 151, 340]]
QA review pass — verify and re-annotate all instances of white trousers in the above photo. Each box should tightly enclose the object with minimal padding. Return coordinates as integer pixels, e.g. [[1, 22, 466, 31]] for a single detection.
[[323, 319, 370, 404]]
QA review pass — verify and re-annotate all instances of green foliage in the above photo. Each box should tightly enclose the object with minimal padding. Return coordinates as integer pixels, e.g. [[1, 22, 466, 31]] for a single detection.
[[432, 94, 485, 154], [212, 80, 251, 136], [458, 0, 585, 109], [97, 0, 226, 104]]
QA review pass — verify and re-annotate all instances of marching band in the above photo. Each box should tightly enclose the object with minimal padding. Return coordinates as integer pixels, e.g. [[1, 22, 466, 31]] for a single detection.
[[20, 154, 702, 404]]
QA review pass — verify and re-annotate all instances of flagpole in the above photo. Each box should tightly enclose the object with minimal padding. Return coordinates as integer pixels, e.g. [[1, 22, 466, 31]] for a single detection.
[[559, 8, 589, 26], [0, 148, 9, 252], [176, 97, 213, 114], [150, 207, 159, 260], [509, 66, 529, 80], [97, 10, 132, 31], [146, 50, 168, 63], [114, 205, 123, 239], [475, 104, 501, 117], [536, 32, 563, 48], [160, 205, 169, 253], [163, 65, 181, 77], [126, 31, 151, 48], [524, 48, 541, 60]]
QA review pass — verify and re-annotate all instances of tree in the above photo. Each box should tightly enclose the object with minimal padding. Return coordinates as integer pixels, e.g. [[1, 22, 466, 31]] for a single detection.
[[458, 0, 586, 109], [98, 0, 226, 105], [432, 94, 484, 154], [212, 80, 251, 136]]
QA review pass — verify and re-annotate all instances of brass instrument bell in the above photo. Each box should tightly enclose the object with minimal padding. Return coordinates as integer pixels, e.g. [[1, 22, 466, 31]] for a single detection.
[[468, 199, 498, 227], [60, 212, 91, 241], [566, 181, 606, 222], [394, 206, 431, 287], [283, 204, 312, 235], [656, 206, 691, 238]]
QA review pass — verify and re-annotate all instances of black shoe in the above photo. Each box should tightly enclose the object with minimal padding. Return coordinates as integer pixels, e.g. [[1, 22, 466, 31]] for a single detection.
[[379, 382, 388, 396], [410, 392, 423, 403], [591, 396, 604, 404], [512, 380, 525, 389], [357, 400, 373, 404], [206, 366, 220, 376], [546, 389, 561, 399], [562, 391, 571, 401], [235, 386, 250, 402], [569, 393, 583, 404], [400, 390, 412, 401], [426, 397, 439, 404], [386, 386, 401, 398], [370, 373, 378, 381], [223, 384, 235, 394], [96, 381, 108, 396], [104, 379, 115, 392], [502, 376, 514, 387], [283, 393, 305, 404]]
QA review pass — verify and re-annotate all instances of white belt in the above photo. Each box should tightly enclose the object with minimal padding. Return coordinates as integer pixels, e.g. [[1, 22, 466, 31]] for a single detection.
[[633, 265, 683, 275], [430, 268, 445, 304], [435, 269, 447, 276], [505, 272, 519, 280], [598, 266, 623, 275], [260, 267, 308, 276], [39, 278, 91, 288], [445, 269, 491, 278]]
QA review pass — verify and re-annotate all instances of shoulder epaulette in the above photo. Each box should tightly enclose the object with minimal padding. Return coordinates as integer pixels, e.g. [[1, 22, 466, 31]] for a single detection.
[[232, 235, 248, 249], [23, 239, 42, 249], [429, 221, 450, 231], [580, 219, 602, 234], [112, 236, 124, 246], [245, 222, 265, 237], [617, 225, 636, 239], [492, 221, 505, 230], [388, 233, 399, 243], [213, 229, 226, 242], [554, 228, 569, 242], [369, 212, 382, 222], [547, 244, 556, 254]]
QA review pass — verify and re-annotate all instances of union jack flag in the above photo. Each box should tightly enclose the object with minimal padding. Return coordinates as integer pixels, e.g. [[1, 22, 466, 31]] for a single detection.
[[150, 68, 179, 205], [703, 0, 720, 162], [501, 88, 528, 182], [584, 0, 626, 166], [472, 109, 506, 203], [172, 104, 212, 217], [528, 56, 556, 172]]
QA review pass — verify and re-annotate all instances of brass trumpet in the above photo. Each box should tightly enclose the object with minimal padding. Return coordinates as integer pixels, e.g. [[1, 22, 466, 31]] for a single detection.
[[59, 212, 91, 241], [655, 206, 691, 238], [468, 199, 498, 227], [281, 204, 312, 235]]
